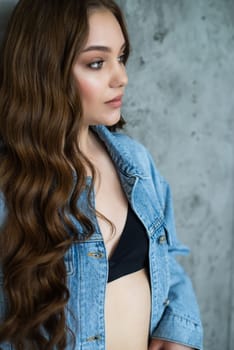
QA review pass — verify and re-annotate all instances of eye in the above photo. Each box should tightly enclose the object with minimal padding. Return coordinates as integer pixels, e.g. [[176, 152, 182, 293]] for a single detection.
[[87, 60, 104, 70], [118, 53, 127, 64]]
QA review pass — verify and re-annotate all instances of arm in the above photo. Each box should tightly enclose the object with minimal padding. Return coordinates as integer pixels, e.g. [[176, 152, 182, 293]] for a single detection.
[[146, 151, 203, 350], [149, 256, 202, 349]]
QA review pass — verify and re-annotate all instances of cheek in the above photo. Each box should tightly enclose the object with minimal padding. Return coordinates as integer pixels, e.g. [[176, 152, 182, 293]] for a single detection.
[[76, 76, 102, 103]]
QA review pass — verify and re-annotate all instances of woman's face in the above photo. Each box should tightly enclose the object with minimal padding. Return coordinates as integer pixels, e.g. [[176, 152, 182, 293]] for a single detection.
[[72, 9, 128, 127]]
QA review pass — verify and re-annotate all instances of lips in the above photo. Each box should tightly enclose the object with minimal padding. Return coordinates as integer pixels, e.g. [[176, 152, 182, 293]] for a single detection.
[[105, 95, 123, 108]]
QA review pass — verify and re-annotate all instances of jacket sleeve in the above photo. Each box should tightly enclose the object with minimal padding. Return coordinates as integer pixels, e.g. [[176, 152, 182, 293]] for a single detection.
[[146, 152, 203, 350]]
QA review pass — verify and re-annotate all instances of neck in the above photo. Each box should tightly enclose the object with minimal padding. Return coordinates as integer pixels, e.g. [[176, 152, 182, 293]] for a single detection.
[[78, 124, 90, 154], [78, 124, 102, 161]]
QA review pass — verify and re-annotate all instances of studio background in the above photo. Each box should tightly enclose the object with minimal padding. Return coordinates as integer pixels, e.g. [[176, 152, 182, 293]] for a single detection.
[[0, 1, 233, 349]]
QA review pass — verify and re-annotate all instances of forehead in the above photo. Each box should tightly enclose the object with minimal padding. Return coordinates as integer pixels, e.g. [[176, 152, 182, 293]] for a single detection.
[[85, 9, 125, 47]]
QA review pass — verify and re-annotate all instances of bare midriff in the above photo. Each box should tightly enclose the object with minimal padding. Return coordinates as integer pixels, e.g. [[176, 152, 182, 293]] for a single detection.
[[105, 268, 151, 350], [86, 130, 152, 349]]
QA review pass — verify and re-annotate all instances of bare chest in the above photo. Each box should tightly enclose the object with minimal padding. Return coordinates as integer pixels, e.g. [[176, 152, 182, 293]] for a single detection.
[[94, 162, 128, 259]]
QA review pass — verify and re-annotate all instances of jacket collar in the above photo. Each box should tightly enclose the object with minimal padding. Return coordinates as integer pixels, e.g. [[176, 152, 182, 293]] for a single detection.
[[92, 125, 164, 233], [91, 125, 147, 179]]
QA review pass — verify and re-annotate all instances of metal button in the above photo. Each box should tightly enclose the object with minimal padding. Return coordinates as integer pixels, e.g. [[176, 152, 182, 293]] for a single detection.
[[163, 298, 170, 306], [158, 235, 167, 244], [86, 335, 101, 342], [88, 252, 104, 259]]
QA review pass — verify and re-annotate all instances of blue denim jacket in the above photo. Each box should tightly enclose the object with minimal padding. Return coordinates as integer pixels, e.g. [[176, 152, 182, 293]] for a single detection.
[[0, 125, 203, 350]]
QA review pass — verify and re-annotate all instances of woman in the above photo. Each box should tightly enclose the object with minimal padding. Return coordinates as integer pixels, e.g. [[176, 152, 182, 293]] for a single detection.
[[0, 1, 203, 349]]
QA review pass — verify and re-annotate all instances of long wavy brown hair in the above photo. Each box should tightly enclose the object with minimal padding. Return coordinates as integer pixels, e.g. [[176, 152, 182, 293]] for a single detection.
[[0, 0, 130, 348]]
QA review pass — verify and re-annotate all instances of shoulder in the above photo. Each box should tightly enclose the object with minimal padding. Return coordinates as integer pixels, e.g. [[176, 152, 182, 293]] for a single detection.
[[93, 124, 166, 187], [113, 131, 164, 179], [112, 131, 171, 209], [114, 131, 150, 156]]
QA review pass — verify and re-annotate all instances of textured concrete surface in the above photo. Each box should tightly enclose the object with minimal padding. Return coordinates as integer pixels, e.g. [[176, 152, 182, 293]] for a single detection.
[[0, 1, 233, 350], [117, 1, 233, 349]]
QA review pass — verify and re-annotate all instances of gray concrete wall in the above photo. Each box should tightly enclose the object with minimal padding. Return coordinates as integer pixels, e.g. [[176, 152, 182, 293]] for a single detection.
[[117, 1, 233, 349], [0, 1, 233, 349]]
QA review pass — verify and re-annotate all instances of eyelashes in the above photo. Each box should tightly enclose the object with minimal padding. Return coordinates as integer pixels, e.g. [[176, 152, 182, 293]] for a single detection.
[[87, 53, 127, 70], [87, 60, 104, 69], [118, 53, 127, 64]]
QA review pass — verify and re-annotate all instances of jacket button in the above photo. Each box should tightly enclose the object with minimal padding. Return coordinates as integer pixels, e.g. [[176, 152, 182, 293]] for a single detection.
[[88, 252, 104, 259], [163, 298, 170, 306], [86, 335, 101, 342], [158, 235, 167, 244]]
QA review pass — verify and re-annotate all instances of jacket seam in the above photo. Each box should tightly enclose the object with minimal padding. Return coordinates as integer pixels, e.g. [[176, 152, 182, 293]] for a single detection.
[[161, 310, 202, 327]]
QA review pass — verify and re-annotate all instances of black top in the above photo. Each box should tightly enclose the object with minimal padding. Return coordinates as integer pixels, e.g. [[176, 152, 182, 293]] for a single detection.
[[108, 204, 149, 283]]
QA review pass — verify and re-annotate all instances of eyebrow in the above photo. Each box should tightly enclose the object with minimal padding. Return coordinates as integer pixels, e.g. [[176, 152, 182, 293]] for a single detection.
[[81, 42, 126, 53]]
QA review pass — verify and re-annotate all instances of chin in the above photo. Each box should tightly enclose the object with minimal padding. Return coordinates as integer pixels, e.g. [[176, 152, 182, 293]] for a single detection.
[[104, 112, 121, 126], [90, 111, 121, 127]]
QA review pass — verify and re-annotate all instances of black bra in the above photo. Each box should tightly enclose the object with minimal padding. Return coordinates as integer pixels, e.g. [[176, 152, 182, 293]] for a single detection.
[[108, 204, 149, 283]]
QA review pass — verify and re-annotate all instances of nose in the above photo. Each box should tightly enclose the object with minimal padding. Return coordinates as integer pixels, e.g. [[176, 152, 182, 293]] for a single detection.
[[109, 62, 128, 89]]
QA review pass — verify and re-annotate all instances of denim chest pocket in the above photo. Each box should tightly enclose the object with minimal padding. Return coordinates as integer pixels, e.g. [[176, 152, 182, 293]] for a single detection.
[[157, 225, 171, 289], [150, 224, 171, 312], [64, 244, 75, 277]]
